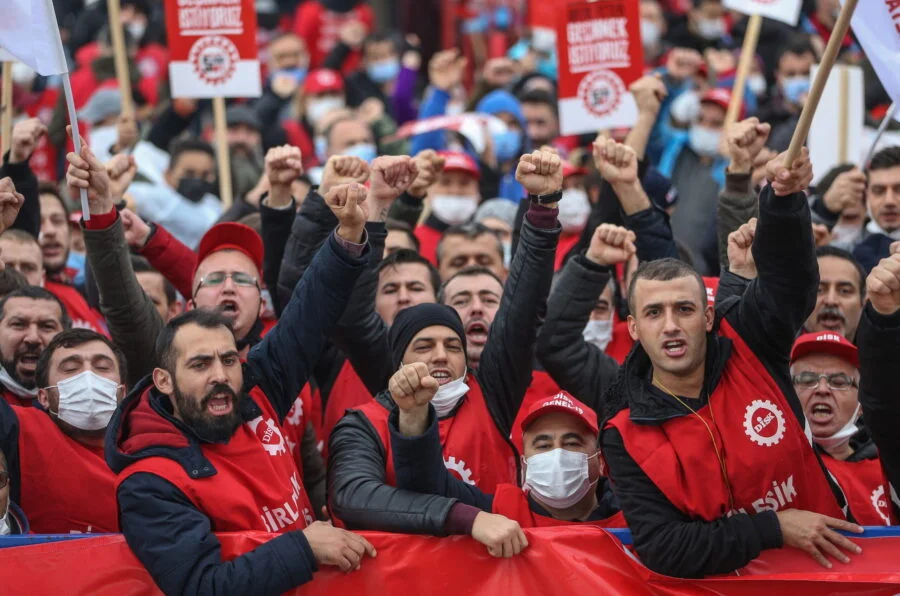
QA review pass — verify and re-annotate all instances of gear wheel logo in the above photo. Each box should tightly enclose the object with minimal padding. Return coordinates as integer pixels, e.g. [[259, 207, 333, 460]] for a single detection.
[[248, 417, 287, 457], [871, 486, 891, 525], [285, 396, 304, 427], [743, 399, 786, 447], [578, 69, 626, 119], [444, 455, 475, 485], [189, 35, 239, 86]]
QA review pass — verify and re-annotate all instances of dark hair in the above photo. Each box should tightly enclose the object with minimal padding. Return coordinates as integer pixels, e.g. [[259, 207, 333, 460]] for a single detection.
[[816, 246, 866, 299], [38, 180, 70, 218], [385, 219, 420, 252], [436, 222, 504, 266], [775, 36, 816, 68], [364, 31, 399, 52], [627, 258, 705, 314], [377, 249, 441, 295], [518, 89, 558, 114], [156, 309, 234, 372], [0, 286, 71, 330], [438, 265, 505, 303], [868, 146, 900, 173], [0, 268, 29, 297], [132, 256, 178, 307], [816, 163, 858, 196], [35, 328, 128, 389], [168, 138, 216, 170], [324, 115, 368, 146]]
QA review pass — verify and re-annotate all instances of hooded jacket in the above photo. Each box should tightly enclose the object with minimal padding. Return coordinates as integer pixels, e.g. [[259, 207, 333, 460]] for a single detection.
[[106, 233, 368, 596], [3, 501, 29, 535]]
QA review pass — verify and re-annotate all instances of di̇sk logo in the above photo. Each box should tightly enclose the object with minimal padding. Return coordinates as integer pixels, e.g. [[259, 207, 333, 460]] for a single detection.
[[743, 399, 786, 447], [285, 396, 304, 428], [871, 485, 891, 525], [578, 70, 626, 119], [444, 455, 475, 485], [248, 417, 287, 456], [189, 35, 239, 86]]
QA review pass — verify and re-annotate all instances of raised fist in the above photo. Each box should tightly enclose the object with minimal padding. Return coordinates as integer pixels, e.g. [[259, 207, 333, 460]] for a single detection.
[[867, 253, 900, 315], [106, 153, 137, 201], [302, 521, 377, 572], [325, 183, 368, 242], [629, 74, 667, 117], [592, 138, 638, 186], [727, 217, 758, 280], [9, 118, 47, 164], [120, 208, 152, 250], [823, 167, 866, 215], [766, 148, 813, 197], [725, 118, 771, 173], [515, 149, 563, 198], [369, 155, 418, 210], [320, 155, 370, 197], [389, 362, 439, 413], [586, 224, 636, 267], [66, 132, 113, 213], [429, 49, 467, 92], [408, 149, 446, 198], [483, 57, 516, 88], [265, 145, 304, 187], [358, 97, 386, 124], [0, 178, 25, 236]]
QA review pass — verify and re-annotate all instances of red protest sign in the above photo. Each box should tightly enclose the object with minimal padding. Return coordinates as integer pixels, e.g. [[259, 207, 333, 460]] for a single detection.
[[556, 0, 643, 135], [164, 0, 261, 98]]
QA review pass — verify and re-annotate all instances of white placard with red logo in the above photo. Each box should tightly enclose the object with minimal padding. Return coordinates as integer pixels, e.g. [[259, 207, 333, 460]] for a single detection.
[[556, 0, 644, 136], [164, 0, 261, 98], [723, 0, 803, 26], [723, 0, 802, 27]]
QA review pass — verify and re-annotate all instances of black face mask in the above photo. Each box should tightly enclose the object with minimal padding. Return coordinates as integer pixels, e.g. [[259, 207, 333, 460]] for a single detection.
[[177, 176, 217, 203]]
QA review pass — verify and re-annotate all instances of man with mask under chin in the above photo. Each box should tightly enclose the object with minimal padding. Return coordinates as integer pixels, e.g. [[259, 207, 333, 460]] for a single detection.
[[0, 328, 127, 533], [128, 137, 223, 249]]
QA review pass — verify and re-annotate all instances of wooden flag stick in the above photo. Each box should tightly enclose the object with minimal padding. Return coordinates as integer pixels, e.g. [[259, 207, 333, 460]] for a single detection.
[[837, 66, 849, 164], [0, 62, 12, 157], [724, 13, 762, 129], [106, 0, 135, 117], [212, 96, 233, 209], [784, 0, 858, 167]]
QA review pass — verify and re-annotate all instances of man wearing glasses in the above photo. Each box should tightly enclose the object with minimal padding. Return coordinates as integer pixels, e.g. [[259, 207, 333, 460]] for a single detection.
[[790, 332, 893, 526], [0, 448, 29, 535]]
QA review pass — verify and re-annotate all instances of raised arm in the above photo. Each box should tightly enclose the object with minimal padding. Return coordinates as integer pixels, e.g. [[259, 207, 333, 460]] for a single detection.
[[1, 118, 46, 238], [476, 150, 562, 436]]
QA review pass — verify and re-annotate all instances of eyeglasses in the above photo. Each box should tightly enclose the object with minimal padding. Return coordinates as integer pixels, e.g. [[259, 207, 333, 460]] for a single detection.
[[0, 470, 8, 490], [195, 271, 259, 293], [792, 372, 858, 391]]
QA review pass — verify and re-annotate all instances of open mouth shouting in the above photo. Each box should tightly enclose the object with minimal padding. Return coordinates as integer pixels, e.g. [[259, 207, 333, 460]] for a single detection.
[[429, 367, 456, 386], [661, 339, 688, 359], [816, 308, 845, 332], [203, 387, 237, 417], [217, 299, 240, 320], [465, 320, 489, 347]]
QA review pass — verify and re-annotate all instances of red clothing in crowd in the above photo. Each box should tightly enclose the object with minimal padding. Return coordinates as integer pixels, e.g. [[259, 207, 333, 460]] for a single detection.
[[823, 454, 894, 526], [45, 280, 109, 337], [1, 389, 34, 408], [554, 232, 581, 271], [14, 405, 118, 533], [414, 223, 443, 266], [292, 1, 375, 72], [322, 359, 371, 442], [492, 484, 627, 528]]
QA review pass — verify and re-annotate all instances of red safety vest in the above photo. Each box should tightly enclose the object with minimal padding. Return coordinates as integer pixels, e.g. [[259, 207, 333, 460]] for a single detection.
[[2, 389, 33, 408], [492, 484, 627, 528], [414, 224, 443, 266], [16, 406, 118, 533], [823, 454, 893, 526], [354, 374, 516, 491], [45, 281, 108, 337], [117, 388, 314, 533], [607, 320, 844, 522], [323, 359, 373, 442], [282, 383, 315, 477]]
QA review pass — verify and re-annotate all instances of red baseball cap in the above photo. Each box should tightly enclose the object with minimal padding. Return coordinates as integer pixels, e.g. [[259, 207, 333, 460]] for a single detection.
[[519, 391, 599, 440], [194, 222, 264, 280], [700, 88, 733, 113], [438, 150, 480, 180], [791, 331, 859, 369], [303, 69, 344, 95], [562, 161, 586, 179]]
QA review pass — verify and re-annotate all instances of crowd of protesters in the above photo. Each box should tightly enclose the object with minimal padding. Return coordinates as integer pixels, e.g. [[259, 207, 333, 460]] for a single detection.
[[0, 0, 900, 593]]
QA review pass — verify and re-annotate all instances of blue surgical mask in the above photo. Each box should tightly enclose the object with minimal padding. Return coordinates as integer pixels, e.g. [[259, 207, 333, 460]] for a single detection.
[[782, 76, 810, 105], [342, 142, 378, 163], [493, 129, 522, 162], [367, 59, 400, 84], [274, 67, 308, 84], [314, 136, 328, 164], [537, 55, 558, 81]]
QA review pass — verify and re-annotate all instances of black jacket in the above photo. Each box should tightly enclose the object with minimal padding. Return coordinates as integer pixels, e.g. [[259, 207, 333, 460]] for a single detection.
[[600, 186, 841, 578], [0, 151, 41, 238], [856, 303, 900, 518], [327, 213, 561, 534], [106, 233, 369, 596]]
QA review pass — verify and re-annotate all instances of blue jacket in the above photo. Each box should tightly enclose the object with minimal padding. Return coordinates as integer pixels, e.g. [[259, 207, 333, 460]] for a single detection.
[[106, 232, 370, 596], [5, 500, 29, 534]]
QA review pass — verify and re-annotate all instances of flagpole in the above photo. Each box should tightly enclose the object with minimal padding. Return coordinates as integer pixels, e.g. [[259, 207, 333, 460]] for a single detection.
[[0, 62, 12, 157], [212, 96, 233, 210], [784, 0, 859, 167], [864, 102, 898, 167], [105, 0, 134, 118], [62, 73, 91, 221], [724, 13, 762, 129]]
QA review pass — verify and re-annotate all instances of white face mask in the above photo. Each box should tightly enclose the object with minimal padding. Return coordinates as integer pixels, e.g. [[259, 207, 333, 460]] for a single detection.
[[306, 97, 345, 125], [748, 74, 768, 97], [583, 319, 613, 352], [558, 188, 591, 233], [696, 17, 726, 40], [814, 403, 861, 453], [50, 370, 121, 431], [669, 90, 700, 124], [0, 508, 9, 535], [127, 20, 147, 40], [689, 125, 722, 157], [640, 20, 662, 49], [831, 223, 862, 245], [524, 448, 598, 509], [431, 195, 478, 225], [502, 241, 512, 268], [431, 370, 470, 418]]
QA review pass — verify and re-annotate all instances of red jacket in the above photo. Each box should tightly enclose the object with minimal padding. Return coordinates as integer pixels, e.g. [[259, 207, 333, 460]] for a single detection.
[[141, 223, 197, 300], [292, 1, 375, 72], [492, 484, 627, 528], [414, 223, 443, 266], [45, 280, 109, 337]]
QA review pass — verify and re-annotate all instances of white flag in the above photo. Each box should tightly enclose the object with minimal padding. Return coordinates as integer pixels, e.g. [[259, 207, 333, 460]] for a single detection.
[[845, 0, 900, 106], [723, 0, 803, 26], [0, 0, 68, 76]]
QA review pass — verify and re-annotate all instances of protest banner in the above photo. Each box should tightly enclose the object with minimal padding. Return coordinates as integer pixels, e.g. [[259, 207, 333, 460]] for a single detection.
[[164, 0, 262, 208], [808, 64, 864, 184], [845, 0, 900, 106], [556, 0, 643, 136]]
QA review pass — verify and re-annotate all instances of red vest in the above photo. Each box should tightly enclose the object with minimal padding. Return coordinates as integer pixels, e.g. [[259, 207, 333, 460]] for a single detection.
[[45, 281, 108, 337], [607, 320, 844, 522], [2, 389, 34, 408], [414, 224, 443, 266], [117, 388, 314, 533], [824, 454, 894, 526], [323, 359, 373, 441], [355, 375, 516, 491], [492, 484, 627, 528], [16, 406, 118, 533], [282, 383, 315, 477], [554, 233, 581, 271]]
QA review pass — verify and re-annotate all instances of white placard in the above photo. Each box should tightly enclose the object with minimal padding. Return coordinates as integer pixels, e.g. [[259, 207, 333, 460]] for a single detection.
[[723, 0, 803, 26], [808, 64, 864, 185]]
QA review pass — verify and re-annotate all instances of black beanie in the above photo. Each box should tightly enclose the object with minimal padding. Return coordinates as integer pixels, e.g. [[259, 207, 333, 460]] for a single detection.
[[389, 304, 467, 369]]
